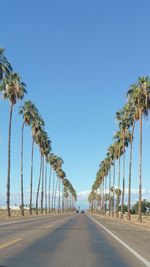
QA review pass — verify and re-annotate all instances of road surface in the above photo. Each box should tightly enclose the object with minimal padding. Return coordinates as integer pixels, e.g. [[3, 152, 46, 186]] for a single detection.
[[0, 213, 149, 267]]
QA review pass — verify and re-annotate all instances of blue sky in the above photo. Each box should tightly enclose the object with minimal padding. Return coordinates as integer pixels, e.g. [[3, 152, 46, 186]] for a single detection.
[[0, 0, 150, 208]]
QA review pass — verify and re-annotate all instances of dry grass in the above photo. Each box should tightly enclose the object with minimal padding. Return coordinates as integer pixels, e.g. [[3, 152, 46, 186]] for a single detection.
[[130, 215, 150, 228], [0, 209, 44, 220], [118, 213, 150, 228]]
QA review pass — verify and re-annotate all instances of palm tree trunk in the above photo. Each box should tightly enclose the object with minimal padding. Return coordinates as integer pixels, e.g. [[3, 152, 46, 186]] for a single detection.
[[20, 121, 25, 216], [112, 159, 115, 217], [52, 170, 55, 212], [30, 139, 34, 215], [138, 111, 142, 222], [62, 183, 64, 213], [66, 197, 68, 212], [102, 178, 104, 214], [127, 122, 135, 220], [116, 151, 120, 218], [60, 180, 63, 212], [6, 103, 14, 217], [108, 168, 111, 216], [69, 193, 72, 211], [48, 166, 52, 213], [41, 156, 44, 214], [36, 153, 42, 215], [54, 176, 58, 212], [45, 161, 47, 214], [121, 133, 125, 219], [91, 201, 93, 213], [96, 188, 98, 213], [100, 183, 102, 214], [105, 176, 107, 214], [57, 178, 61, 212]]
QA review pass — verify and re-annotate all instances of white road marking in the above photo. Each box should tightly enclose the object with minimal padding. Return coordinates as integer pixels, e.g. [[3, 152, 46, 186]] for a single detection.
[[87, 214, 150, 267]]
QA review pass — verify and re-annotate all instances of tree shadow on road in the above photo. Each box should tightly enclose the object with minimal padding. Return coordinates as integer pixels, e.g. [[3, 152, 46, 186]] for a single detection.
[[3, 216, 76, 267]]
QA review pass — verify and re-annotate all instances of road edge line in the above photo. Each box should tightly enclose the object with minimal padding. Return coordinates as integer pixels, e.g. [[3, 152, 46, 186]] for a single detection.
[[87, 214, 150, 267]]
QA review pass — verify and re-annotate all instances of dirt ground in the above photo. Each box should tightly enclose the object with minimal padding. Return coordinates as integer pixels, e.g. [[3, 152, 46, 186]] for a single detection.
[[129, 215, 150, 228], [0, 210, 150, 228]]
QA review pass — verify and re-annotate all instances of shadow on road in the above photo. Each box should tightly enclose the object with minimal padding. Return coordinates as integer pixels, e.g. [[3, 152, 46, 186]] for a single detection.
[[3, 216, 76, 267]]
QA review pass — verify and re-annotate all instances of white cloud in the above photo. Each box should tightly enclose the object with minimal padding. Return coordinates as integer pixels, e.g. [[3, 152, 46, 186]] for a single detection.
[[0, 188, 149, 208], [77, 191, 90, 201]]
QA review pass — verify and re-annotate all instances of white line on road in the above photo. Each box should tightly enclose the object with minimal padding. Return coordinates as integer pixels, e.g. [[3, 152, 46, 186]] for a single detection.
[[87, 214, 150, 267]]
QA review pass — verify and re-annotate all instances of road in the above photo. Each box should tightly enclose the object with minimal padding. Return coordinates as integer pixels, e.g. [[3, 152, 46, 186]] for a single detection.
[[0, 213, 150, 267]]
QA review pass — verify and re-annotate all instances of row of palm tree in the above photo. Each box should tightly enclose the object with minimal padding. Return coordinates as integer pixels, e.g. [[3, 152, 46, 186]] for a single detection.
[[0, 48, 77, 216], [89, 76, 150, 222]]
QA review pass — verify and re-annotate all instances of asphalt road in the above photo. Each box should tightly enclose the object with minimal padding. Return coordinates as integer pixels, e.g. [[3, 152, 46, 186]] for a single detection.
[[0, 213, 149, 267]]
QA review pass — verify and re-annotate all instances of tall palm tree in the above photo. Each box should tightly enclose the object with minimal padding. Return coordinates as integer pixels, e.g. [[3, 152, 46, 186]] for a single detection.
[[48, 153, 56, 212], [31, 114, 44, 214], [88, 191, 96, 212], [19, 101, 39, 216], [107, 143, 117, 217], [35, 128, 51, 214], [40, 131, 51, 214], [0, 48, 12, 81], [47, 155, 52, 213], [50, 156, 63, 212], [115, 109, 131, 219], [117, 102, 136, 220], [124, 102, 136, 220], [127, 77, 150, 222], [0, 73, 27, 216], [63, 178, 70, 212], [56, 169, 66, 212], [36, 153, 42, 215]]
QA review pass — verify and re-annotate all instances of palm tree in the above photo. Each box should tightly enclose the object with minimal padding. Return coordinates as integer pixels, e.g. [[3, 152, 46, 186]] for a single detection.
[[88, 191, 96, 212], [19, 101, 39, 216], [124, 102, 136, 220], [36, 153, 43, 215], [63, 178, 70, 212], [50, 156, 63, 212], [56, 169, 66, 212], [115, 109, 131, 219], [69, 185, 77, 211], [107, 144, 117, 217], [47, 155, 52, 213], [49, 154, 57, 212], [40, 131, 51, 214], [0, 48, 12, 81], [0, 73, 27, 216], [127, 77, 150, 222], [35, 127, 51, 214], [31, 114, 44, 215]]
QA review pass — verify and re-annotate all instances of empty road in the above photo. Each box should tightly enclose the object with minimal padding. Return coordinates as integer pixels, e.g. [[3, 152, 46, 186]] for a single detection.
[[0, 213, 150, 267]]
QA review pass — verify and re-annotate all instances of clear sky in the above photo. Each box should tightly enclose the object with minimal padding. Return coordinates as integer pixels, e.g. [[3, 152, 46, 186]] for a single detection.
[[0, 0, 150, 208]]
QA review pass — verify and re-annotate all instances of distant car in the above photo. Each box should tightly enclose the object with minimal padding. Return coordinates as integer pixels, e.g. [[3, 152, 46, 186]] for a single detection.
[[81, 210, 85, 213], [76, 210, 79, 213]]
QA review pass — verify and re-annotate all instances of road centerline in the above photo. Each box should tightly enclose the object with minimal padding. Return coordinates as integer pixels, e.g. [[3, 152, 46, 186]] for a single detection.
[[0, 238, 22, 250]]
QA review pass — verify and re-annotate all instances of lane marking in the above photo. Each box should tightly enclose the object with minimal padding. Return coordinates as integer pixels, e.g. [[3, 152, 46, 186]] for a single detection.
[[87, 215, 150, 267], [45, 219, 67, 229], [0, 238, 22, 250], [46, 224, 53, 229]]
